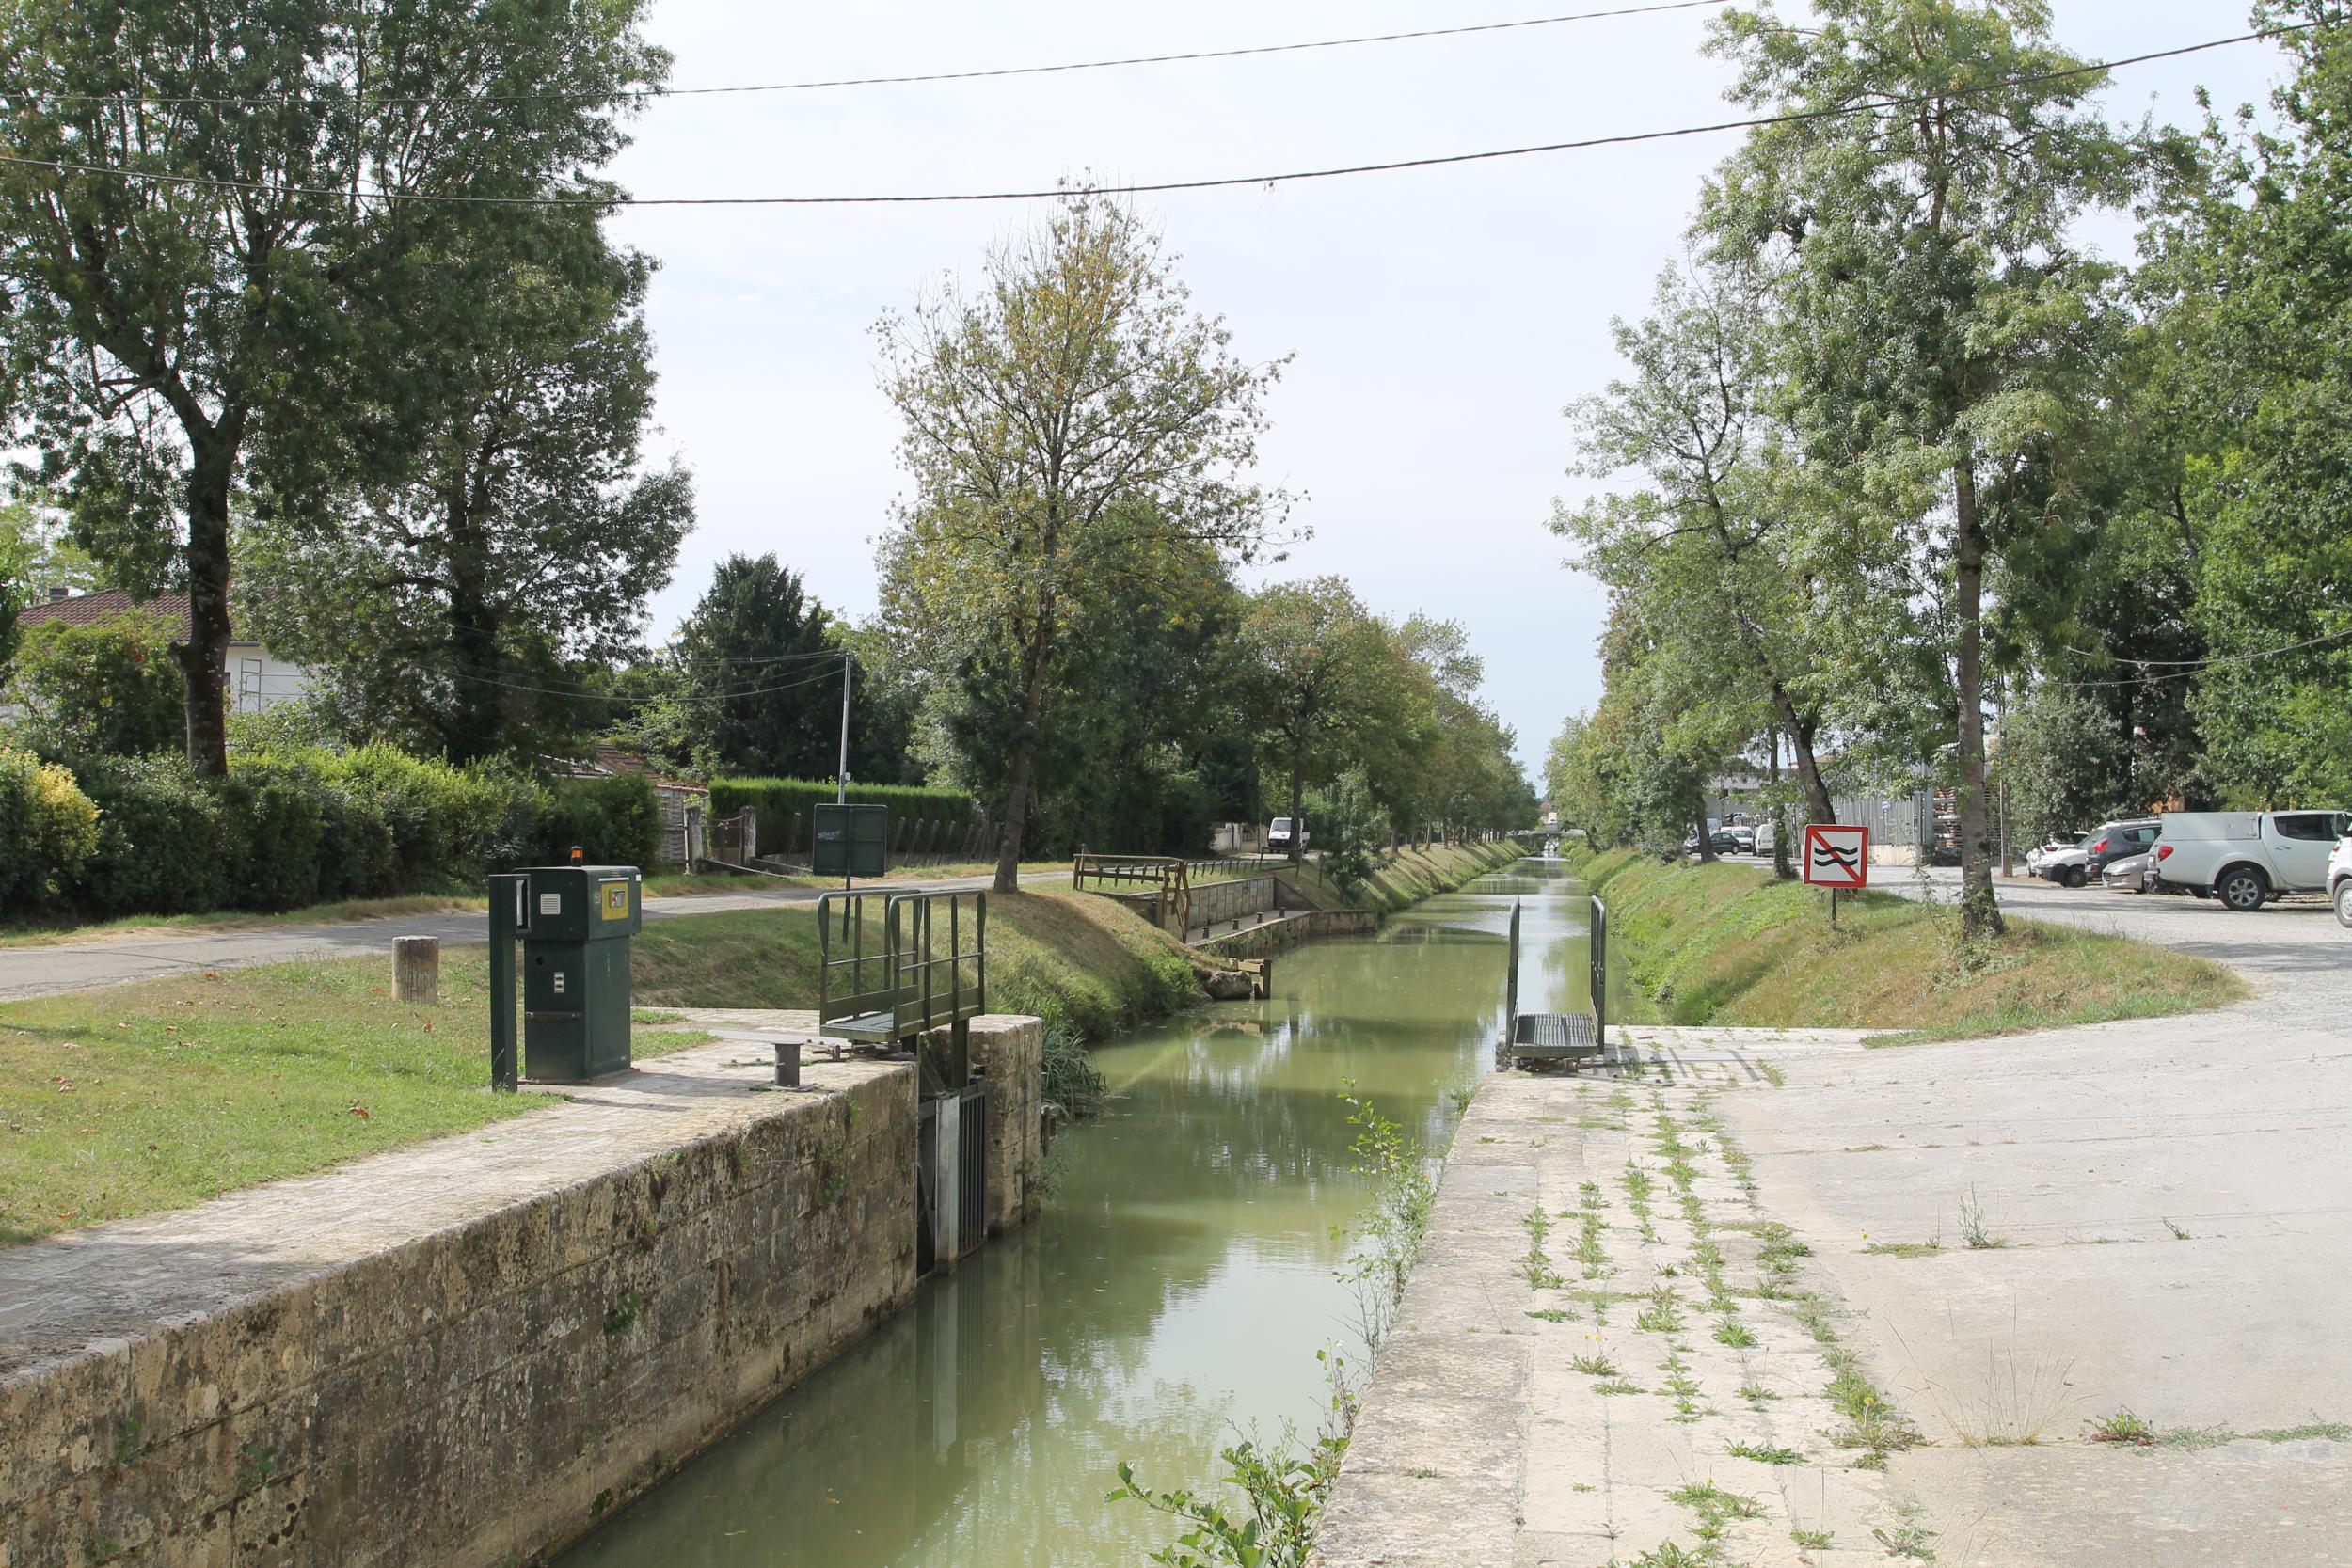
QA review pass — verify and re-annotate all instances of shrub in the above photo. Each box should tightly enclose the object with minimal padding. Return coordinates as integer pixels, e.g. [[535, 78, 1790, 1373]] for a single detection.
[[2, 612, 185, 757], [0, 748, 101, 911], [217, 756, 327, 911], [531, 773, 661, 868], [318, 746, 533, 888], [67, 754, 231, 914]]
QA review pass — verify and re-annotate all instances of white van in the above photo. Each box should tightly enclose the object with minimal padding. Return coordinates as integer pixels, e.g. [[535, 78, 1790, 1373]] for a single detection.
[[2152, 810, 2350, 911]]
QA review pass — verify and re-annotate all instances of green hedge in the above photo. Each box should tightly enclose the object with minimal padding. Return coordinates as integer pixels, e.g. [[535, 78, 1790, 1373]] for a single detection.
[[0, 749, 101, 911], [709, 776, 977, 832], [34, 746, 673, 920]]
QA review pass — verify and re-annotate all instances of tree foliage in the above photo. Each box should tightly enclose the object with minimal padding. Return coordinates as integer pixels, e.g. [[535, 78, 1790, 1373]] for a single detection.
[[877, 191, 1288, 888], [0, 0, 667, 773]]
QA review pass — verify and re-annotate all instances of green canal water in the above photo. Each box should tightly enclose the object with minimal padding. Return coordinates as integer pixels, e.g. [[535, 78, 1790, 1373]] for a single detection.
[[561, 861, 1604, 1568]]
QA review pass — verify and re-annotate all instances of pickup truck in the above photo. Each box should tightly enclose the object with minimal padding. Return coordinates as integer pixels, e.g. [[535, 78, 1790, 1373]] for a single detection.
[[2152, 810, 2350, 911]]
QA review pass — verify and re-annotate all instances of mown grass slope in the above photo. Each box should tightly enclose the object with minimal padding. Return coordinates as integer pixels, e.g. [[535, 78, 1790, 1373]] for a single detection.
[[1574, 848, 2245, 1041], [1, 888, 1206, 1246], [631, 888, 1200, 1038], [1277, 839, 1527, 912]]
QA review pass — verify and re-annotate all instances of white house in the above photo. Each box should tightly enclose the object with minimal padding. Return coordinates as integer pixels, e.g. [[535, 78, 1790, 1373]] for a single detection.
[[7, 588, 311, 714]]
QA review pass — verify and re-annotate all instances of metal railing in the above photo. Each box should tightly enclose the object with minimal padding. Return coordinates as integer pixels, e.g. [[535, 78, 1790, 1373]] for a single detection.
[[890, 889, 987, 1038], [816, 891, 898, 1036], [1590, 895, 1609, 1049], [1072, 853, 1192, 937]]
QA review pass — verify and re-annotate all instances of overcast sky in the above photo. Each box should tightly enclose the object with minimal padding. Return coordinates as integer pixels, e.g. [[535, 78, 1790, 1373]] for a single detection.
[[604, 2, 2292, 778]]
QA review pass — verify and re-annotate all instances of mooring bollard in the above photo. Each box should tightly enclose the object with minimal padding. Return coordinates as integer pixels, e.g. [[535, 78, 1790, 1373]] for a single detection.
[[393, 935, 440, 1006], [774, 1040, 802, 1087]]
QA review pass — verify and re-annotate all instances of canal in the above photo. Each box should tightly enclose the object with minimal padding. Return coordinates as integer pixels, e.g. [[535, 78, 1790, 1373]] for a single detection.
[[561, 860, 1604, 1568]]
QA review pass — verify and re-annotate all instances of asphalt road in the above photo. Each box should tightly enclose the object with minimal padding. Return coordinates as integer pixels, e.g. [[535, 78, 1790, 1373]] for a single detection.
[[1728, 863, 2352, 1565], [0, 870, 1052, 1003]]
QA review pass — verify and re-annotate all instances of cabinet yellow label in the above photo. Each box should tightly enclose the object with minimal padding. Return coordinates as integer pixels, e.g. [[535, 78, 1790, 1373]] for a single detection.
[[600, 881, 629, 920]]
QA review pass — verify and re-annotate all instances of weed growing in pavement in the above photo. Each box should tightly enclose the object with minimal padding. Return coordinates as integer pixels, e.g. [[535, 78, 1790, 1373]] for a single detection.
[[1628, 1544, 1709, 1568], [1525, 1307, 1575, 1323], [1669, 1480, 1765, 1554], [1659, 1345, 1707, 1422], [1739, 1381, 1780, 1405], [1593, 1378, 1645, 1396], [1790, 1526, 1834, 1551], [1516, 1208, 1566, 1291], [1958, 1185, 2006, 1249], [2249, 1420, 2352, 1443], [2086, 1408, 2158, 1447], [1636, 1285, 1687, 1334], [1577, 1210, 1611, 1279], [1711, 1319, 1758, 1350], [1864, 1239, 1945, 1259], [1873, 1499, 1939, 1560], [1569, 1352, 1620, 1377], [2163, 1216, 2191, 1241], [1724, 1439, 1803, 1465]]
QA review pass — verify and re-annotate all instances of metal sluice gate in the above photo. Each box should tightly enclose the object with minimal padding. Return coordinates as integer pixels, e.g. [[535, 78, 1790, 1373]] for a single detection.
[[1500, 893, 1617, 1072], [817, 888, 993, 1271]]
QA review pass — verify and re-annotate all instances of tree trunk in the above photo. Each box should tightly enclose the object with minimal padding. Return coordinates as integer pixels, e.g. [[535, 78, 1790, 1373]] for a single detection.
[[1953, 457, 2003, 938], [993, 648, 1052, 894], [1767, 686, 1836, 827], [447, 586, 502, 766], [1288, 764, 1305, 866], [176, 443, 235, 777], [1769, 728, 1795, 880]]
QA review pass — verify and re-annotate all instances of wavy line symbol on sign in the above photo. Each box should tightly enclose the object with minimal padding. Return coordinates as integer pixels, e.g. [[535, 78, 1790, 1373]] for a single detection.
[[1810, 842, 1860, 874]]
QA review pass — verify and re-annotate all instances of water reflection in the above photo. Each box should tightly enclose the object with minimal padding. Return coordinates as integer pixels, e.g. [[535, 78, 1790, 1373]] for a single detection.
[[560, 862, 1587, 1568]]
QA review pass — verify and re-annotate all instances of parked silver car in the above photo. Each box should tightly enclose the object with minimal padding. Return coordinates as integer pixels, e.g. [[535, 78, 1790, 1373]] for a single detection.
[[2101, 850, 2153, 894]]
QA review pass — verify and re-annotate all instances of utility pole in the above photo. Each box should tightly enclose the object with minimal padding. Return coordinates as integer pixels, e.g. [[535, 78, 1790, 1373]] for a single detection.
[[836, 651, 851, 806]]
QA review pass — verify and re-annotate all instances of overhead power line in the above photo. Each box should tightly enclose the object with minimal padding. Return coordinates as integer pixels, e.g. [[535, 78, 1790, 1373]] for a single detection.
[[0, 24, 2310, 210], [2057, 626, 2352, 689], [6, 1, 1735, 107]]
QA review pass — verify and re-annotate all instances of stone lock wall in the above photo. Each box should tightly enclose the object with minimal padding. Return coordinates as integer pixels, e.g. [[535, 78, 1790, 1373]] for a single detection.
[[3, 1017, 1047, 1568]]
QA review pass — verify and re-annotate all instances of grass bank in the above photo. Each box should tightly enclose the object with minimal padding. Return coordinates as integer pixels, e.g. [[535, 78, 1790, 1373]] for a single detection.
[[1570, 848, 2245, 1042], [0, 946, 701, 1245], [1277, 839, 1528, 912], [633, 887, 1201, 1038], [0, 890, 1200, 1245]]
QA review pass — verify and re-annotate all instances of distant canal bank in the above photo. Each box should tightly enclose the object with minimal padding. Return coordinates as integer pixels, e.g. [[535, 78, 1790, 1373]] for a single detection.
[[559, 859, 1615, 1568]]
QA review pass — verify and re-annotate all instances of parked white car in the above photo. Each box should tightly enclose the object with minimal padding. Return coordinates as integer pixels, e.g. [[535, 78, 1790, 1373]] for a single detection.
[[2331, 833, 2352, 928], [2151, 810, 2351, 911], [2024, 836, 2079, 875]]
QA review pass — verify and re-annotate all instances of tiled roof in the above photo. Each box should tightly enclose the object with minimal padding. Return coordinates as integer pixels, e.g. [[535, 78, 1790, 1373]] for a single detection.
[[16, 590, 190, 638], [14, 590, 265, 647]]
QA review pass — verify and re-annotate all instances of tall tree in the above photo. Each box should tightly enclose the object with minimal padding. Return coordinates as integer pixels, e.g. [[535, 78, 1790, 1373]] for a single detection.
[[876, 191, 1287, 892], [1697, 0, 2136, 935], [2138, 0, 2352, 806], [1556, 264, 1845, 828], [0, 0, 666, 773], [673, 556, 843, 778], [1238, 578, 1396, 865], [245, 214, 689, 763]]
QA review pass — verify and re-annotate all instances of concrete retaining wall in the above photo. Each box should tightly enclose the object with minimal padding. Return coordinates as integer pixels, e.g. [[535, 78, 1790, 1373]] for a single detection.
[[1, 1018, 1044, 1568], [1195, 909, 1381, 960]]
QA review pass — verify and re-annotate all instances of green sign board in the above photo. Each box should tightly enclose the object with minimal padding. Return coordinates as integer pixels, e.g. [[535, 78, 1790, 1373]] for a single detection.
[[813, 803, 889, 878]]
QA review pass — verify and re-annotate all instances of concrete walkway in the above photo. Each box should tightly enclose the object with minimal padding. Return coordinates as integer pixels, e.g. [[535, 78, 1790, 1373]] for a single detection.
[[0, 1034, 884, 1375], [1717, 871, 2352, 1565], [1317, 878, 2351, 1567], [0, 871, 1063, 1003], [1314, 1030, 1917, 1568]]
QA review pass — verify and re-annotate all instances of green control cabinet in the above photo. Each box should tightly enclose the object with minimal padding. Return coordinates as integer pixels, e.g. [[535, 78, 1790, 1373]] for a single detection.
[[489, 863, 642, 1085]]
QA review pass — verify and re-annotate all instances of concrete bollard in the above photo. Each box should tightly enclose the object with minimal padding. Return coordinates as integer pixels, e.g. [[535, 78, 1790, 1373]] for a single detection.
[[774, 1040, 802, 1087], [393, 936, 440, 1006]]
